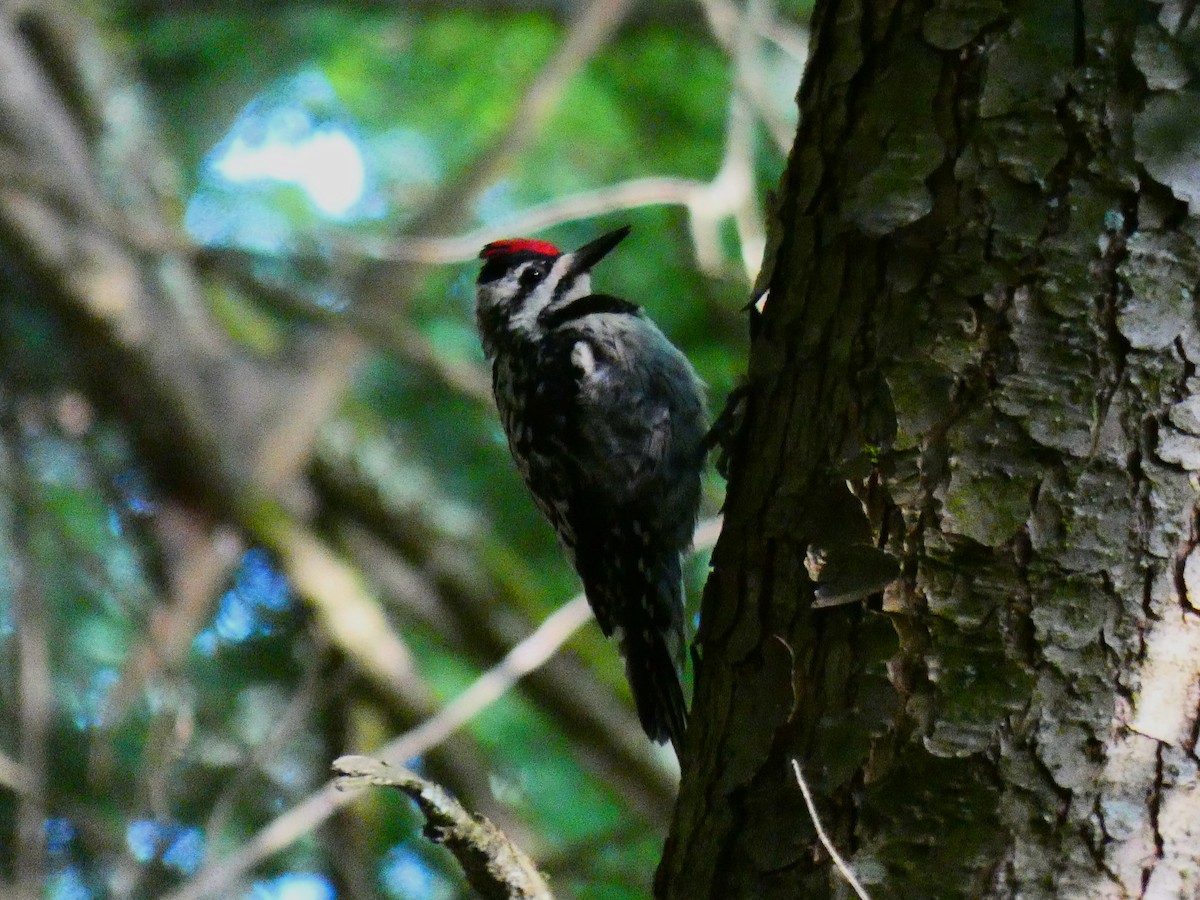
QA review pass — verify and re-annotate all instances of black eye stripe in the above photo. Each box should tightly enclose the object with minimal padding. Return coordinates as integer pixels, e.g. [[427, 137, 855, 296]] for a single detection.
[[520, 264, 546, 287], [476, 251, 556, 284]]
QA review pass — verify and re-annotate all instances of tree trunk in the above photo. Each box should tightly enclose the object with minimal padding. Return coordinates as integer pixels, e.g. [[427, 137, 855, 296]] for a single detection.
[[663, 1, 1200, 897]]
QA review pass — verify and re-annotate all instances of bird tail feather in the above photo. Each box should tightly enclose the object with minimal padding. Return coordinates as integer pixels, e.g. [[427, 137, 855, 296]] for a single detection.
[[583, 546, 689, 755], [622, 625, 688, 754]]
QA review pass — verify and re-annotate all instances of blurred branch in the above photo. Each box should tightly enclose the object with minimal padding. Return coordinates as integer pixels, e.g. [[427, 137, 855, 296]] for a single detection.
[[193, 250, 495, 406], [362, 168, 760, 278], [6, 437, 51, 900], [251, 329, 367, 492], [334, 756, 553, 900], [248, 499, 529, 827], [695, 0, 809, 61], [0, 11, 107, 216], [697, 0, 809, 152], [204, 647, 325, 843], [686, 0, 774, 280], [101, 509, 243, 728], [356, 0, 786, 281], [360, 177, 706, 263], [126, 0, 695, 24], [699, 0, 795, 154], [247, 501, 435, 710], [12, 588, 50, 900], [0, 750, 32, 797]]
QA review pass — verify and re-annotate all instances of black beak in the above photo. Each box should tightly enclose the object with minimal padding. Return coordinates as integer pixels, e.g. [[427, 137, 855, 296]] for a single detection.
[[563, 226, 631, 278]]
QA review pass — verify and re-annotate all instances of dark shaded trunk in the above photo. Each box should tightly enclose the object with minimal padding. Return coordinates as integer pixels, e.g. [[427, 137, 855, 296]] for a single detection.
[[663, 1, 1200, 897]]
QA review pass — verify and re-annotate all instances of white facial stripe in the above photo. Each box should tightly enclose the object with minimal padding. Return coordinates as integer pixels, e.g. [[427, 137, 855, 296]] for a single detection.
[[507, 262, 551, 335], [507, 255, 592, 337], [478, 254, 598, 342]]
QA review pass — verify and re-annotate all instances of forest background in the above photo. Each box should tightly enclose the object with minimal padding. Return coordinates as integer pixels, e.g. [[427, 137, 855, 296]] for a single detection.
[[0, 0, 805, 897]]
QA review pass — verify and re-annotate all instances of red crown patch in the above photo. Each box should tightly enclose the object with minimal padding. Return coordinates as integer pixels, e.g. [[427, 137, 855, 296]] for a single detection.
[[479, 238, 561, 259]]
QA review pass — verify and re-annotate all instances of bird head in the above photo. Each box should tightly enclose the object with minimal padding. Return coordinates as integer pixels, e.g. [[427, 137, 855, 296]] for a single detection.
[[475, 226, 630, 352]]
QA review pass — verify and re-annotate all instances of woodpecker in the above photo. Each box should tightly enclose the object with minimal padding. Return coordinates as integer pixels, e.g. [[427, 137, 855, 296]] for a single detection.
[[476, 226, 707, 753]]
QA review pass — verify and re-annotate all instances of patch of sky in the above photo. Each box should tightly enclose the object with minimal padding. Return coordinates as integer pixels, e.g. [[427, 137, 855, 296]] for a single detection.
[[69, 666, 119, 730], [380, 845, 455, 900], [113, 469, 157, 516], [45, 818, 77, 855], [161, 826, 206, 874], [125, 820, 206, 875], [46, 865, 92, 900], [26, 435, 88, 488], [194, 549, 292, 654], [474, 179, 518, 226], [314, 287, 350, 313], [370, 127, 442, 219], [186, 70, 379, 250], [247, 872, 336, 900]]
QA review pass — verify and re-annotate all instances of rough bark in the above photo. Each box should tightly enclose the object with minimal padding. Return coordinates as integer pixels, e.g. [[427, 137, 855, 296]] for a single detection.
[[663, 1, 1200, 898]]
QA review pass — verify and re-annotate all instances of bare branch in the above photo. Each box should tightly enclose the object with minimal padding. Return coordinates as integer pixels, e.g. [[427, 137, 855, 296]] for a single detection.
[[363, 166, 758, 278], [790, 759, 873, 900], [696, 0, 809, 62], [164, 516, 723, 900], [161, 595, 589, 900], [354, 1, 790, 282], [334, 756, 553, 900]]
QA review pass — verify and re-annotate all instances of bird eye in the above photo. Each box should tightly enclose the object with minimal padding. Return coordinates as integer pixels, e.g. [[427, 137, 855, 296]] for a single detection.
[[519, 264, 545, 288]]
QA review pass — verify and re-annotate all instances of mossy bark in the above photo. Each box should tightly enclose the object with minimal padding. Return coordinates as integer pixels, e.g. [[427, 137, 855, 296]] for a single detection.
[[662, 1, 1200, 897]]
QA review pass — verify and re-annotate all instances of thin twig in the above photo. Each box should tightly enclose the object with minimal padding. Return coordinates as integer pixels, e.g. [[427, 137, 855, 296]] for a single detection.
[[333, 756, 553, 900], [164, 516, 723, 900], [790, 758, 873, 900]]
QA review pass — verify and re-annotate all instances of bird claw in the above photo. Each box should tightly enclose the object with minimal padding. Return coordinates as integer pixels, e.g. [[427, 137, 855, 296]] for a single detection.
[[702, 383, 751, 480]]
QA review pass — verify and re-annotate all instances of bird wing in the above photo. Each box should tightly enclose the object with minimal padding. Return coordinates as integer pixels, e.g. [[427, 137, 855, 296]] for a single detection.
[[552, 319, 680, 506]]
